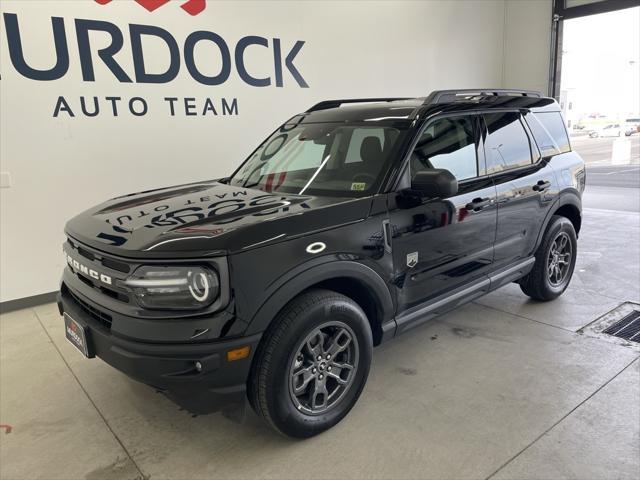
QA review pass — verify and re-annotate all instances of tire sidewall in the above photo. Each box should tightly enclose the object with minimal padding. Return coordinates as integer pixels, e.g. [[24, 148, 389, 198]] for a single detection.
[[265, 295, 372, 437], [541, 217, 577, 295]]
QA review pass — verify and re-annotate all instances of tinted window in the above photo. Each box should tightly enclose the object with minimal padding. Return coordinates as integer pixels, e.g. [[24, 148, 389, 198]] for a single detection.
[[411, 116, 477, 181], [484, 112, 533, 174], [525, 112, 558, 157], [532, 112, 571, 154]]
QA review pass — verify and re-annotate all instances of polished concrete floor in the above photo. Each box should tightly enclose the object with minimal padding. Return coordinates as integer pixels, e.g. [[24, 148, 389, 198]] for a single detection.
[[1, 207, 639, 480]]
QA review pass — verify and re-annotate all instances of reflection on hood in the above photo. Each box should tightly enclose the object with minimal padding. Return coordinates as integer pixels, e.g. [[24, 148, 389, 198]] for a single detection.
[[65, 181, 370, 256]]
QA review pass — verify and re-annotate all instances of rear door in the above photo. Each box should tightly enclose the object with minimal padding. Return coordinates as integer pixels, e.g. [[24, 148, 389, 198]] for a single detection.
[[484, 111, 558, 272]]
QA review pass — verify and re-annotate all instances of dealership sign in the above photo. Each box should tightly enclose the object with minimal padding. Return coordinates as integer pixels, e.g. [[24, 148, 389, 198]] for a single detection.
[[96, 0, 208, 16], [1, 0, 308, 117]]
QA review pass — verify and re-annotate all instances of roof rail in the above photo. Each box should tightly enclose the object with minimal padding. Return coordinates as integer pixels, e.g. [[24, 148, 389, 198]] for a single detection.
[[425, 89, 542, 104], [306, 98, 411, 113]]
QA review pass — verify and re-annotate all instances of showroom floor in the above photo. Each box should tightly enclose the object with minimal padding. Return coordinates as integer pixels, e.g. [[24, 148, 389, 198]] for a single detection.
[[1, 201, 639, 480]]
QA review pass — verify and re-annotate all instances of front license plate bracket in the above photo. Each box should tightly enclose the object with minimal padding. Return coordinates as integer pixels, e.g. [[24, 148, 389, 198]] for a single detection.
[[63, 313, 94, 358]]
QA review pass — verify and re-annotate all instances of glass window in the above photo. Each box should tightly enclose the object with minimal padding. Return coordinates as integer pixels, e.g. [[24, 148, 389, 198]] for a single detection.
[[411, 116, 478, 181], [525, 112, 559, 158], [532, 112, 571, 154], [230, 123, 406, 197], [259, 134, 326, 175], [484, 112, 533, 174], [344, 128, 385, 163]]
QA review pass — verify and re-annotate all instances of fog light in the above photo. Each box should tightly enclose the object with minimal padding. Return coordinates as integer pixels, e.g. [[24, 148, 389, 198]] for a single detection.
[[227, 346, 250, 361], [194, 361, 203, 372]]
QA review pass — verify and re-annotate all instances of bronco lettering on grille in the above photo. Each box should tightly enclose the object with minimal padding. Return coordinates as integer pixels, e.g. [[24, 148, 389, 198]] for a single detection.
[[65, 252, 113, 285]]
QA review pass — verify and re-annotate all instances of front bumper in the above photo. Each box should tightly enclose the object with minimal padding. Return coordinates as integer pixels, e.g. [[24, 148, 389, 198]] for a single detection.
[[57, 284, 262, 414]]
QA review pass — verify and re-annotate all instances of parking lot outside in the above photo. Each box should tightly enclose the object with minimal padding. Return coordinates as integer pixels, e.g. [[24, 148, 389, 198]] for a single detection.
[[576, 135, 640, 213]]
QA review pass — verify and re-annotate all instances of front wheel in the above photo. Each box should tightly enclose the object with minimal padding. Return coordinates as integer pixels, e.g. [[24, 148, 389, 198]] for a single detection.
[[248, 289, 372, 438], [520, 215, 577, 301]]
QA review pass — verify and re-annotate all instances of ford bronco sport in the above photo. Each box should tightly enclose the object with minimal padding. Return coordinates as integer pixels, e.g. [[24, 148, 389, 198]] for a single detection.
[[58, 89, 585, 438]]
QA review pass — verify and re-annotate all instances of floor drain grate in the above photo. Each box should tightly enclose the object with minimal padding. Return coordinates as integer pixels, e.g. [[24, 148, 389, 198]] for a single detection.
[[603, 310, 640, 343]]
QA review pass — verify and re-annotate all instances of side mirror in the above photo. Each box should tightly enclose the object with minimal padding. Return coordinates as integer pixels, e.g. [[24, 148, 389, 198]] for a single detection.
[[411, 168, 458, 198]]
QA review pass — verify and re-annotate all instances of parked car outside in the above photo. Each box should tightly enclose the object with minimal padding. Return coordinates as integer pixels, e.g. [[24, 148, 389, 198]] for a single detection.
[[624, 117, 640, 136], [588, 123, 622, 138]]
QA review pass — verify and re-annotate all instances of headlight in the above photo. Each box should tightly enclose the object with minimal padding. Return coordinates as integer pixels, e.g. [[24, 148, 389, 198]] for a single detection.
[[125, 265, 219, 310]]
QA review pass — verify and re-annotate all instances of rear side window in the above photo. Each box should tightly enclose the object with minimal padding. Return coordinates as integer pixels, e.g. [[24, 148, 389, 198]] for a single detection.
[[483, 112, 533, 174], [526, 112, 571, 156]]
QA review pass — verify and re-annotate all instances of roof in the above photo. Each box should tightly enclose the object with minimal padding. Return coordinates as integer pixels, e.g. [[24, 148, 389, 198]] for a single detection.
[[291, 89, 560, 125]]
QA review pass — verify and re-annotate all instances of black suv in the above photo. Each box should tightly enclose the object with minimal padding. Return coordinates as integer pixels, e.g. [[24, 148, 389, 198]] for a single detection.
[[58, 89, 585, 438]]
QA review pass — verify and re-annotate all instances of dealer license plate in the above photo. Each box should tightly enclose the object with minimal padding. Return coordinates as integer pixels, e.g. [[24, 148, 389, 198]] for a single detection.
[[64, 313, 92, 358]]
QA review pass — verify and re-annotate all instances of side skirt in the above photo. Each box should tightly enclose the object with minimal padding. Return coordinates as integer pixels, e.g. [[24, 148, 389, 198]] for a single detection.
[[391, 257, 534, 338]]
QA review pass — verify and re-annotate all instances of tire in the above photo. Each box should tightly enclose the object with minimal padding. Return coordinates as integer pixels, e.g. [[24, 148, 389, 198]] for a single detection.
[[248, 289, 373, 438], [520, 215, 577, 301]]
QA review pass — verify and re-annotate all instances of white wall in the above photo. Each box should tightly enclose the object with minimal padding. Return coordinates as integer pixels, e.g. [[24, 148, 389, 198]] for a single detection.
[[503, 0, 553, 94], [0, 0, 551, 302]]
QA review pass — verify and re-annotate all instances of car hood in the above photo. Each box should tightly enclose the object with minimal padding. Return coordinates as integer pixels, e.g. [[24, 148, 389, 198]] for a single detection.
[[65, 181, 372, 257]]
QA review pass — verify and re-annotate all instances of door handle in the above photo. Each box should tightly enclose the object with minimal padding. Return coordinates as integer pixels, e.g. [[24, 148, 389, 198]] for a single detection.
[[533, 180, 551, 192], [465, 197, 492, 212]]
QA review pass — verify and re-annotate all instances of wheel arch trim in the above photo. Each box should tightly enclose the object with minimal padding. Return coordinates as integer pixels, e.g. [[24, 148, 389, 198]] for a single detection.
[[533, 190, 582, 252], [244, 259, 395, 338]]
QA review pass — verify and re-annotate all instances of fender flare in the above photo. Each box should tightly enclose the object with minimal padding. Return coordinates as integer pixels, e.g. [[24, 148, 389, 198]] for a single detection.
[[244, 258, 395, 336], [533, 189, 582, 252]]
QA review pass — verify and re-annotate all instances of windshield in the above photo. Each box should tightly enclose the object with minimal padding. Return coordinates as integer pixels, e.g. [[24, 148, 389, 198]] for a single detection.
[[229, 122, 406, 196]]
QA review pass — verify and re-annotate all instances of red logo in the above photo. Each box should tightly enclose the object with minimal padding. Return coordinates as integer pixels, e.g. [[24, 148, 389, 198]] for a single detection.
[[95, 0, 207, 16]]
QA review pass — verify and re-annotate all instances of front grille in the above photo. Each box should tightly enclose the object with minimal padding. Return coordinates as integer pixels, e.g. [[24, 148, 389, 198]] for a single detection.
[[102, 257, 130, 273], [603, 310, 640, 343], [69, 290, 113, 330], [74, 272, 129, 303], [67, 238, 130, 273], [77, 246, 95, 262]]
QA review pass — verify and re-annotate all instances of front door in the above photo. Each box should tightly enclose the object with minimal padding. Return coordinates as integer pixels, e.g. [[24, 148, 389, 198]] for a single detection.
[[388, 114, 497, 319]]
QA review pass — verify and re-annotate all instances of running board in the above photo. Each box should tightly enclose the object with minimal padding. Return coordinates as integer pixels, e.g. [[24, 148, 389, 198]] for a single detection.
[[488, 257, 535, 290], [394, 257, 534, 336]]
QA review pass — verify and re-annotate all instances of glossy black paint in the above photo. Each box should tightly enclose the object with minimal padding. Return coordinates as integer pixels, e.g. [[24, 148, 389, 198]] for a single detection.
[[59, 93, 585, 414]]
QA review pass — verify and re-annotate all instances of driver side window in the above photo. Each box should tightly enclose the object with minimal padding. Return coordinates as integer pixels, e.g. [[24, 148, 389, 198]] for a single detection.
[[411, 116, 478, 181]]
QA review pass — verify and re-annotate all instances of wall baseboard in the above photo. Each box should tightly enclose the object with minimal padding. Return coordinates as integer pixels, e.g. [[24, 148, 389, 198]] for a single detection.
[[0, 291, 58, 314]]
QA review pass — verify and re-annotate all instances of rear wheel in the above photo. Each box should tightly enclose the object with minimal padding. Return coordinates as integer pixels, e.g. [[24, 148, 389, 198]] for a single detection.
[[520, 215, 577, 301], [248, 289, 372, 438]]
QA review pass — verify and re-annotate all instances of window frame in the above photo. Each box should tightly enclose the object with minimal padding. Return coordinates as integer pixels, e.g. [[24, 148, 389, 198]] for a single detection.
[[391, 109, 550, 193], [411, 115, 482, 182], [393, 112, 486, 191]]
